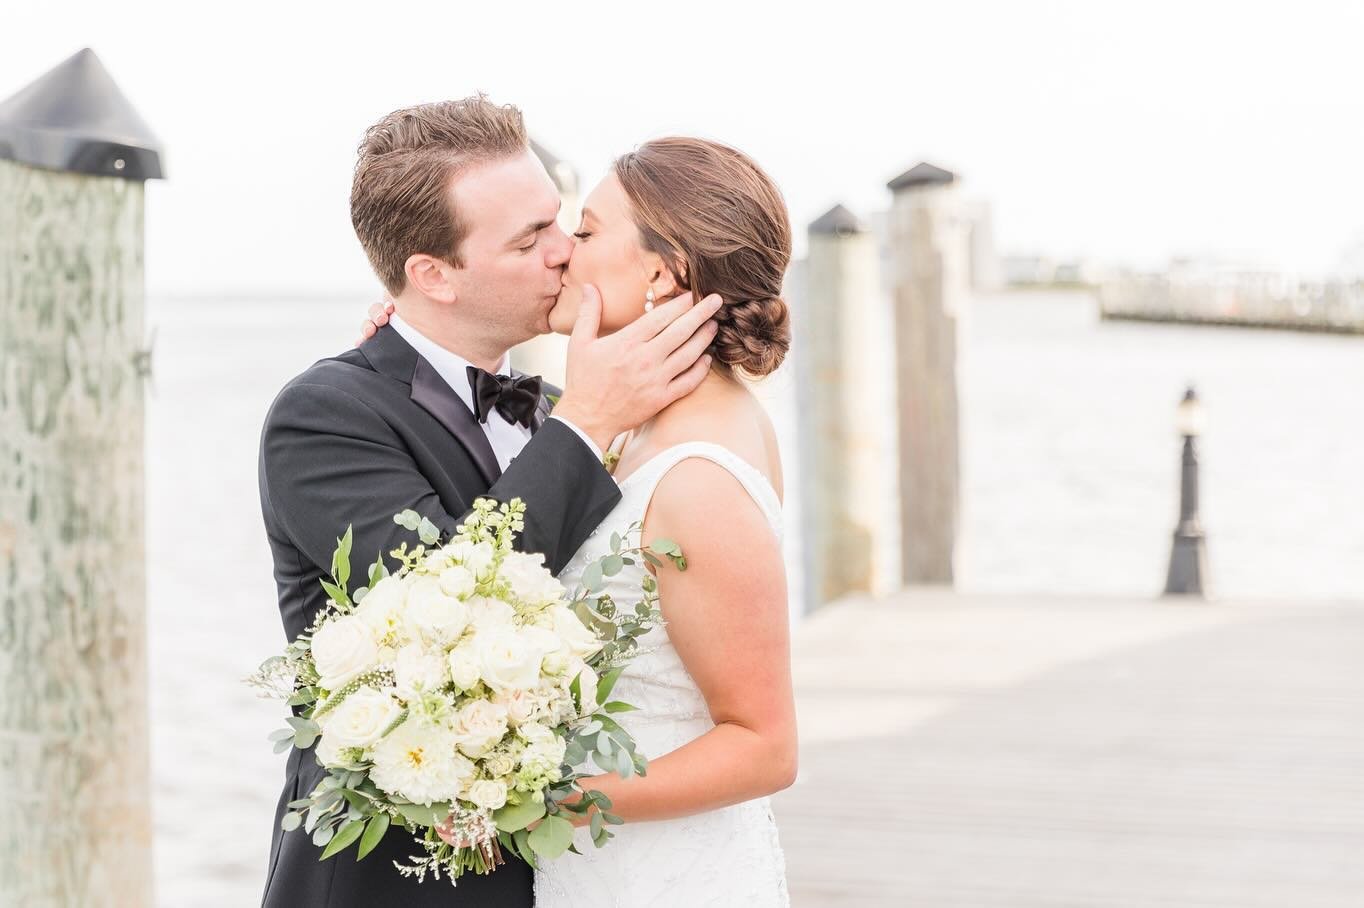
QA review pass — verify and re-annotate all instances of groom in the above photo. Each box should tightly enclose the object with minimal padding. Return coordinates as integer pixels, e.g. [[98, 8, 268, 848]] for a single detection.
[[257, 97, 720, 907]]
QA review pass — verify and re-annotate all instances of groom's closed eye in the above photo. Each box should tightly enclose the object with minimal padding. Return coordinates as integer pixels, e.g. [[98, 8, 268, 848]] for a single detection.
[[510, 219, 557, 253]]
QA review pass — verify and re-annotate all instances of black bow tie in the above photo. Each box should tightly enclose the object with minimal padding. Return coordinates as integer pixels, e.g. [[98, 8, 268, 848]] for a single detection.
[[466, 366, 542, 429]]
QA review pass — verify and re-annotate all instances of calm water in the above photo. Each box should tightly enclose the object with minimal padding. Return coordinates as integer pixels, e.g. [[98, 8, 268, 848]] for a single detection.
[[144, 290, 1363, 905]]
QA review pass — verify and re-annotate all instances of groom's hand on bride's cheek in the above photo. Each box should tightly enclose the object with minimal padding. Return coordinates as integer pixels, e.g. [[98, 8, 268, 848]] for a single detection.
[[354, 297, 396, 346], [554, 282, 722, 453]]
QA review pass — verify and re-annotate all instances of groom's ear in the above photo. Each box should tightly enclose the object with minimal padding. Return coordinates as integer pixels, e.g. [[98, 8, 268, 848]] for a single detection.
[[404, 254, 459, 305]]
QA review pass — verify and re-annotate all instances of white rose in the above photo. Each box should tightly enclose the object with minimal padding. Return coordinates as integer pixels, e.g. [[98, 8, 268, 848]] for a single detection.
[[354, 574, 411, 642], [394, 644, 449, 696], [541, 650, 570, 677], [466, 779, 508, 811], [548, 604, 605, 661], [466, 596, 516, 629], [446, 540, 495, 579], [438, 565, 476, 600], [423, 551, 452, 574], [572, 662, 600, 714], [447, 644, 482, 691], [403, 576, 470, 644], [492, 687, 542, 727], [478, 626, 556, 695], [451, 699, 510, 759], [314, 733, 348, 768], [483, 751, 516, 779], [321, 686, 401, 750], [311, 615, 380, 691], [499, 552, 566, 606]]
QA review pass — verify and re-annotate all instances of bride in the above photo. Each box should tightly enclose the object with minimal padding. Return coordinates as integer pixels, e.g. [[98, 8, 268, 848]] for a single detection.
[[365, 136, 796, 905]]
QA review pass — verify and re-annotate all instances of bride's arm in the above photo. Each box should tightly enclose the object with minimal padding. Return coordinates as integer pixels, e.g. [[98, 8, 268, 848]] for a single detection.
[[564, 458, 798, 824]]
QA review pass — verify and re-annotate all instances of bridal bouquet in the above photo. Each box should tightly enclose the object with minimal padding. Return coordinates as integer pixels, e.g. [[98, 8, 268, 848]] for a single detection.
[[247, 497, 685, 884]]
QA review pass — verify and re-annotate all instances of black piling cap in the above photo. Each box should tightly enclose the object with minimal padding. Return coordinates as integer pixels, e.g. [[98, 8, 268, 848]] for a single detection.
[[887, 161, 954, 192], [0, 48, 164, 181], [809, 203, 866, 237]]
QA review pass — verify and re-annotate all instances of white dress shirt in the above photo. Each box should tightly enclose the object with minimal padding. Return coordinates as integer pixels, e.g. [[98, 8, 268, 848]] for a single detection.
[[388, 314, 602, 471]]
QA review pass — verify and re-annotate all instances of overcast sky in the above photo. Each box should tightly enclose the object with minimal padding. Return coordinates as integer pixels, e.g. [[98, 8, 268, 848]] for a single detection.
[[5, 0, 1363, 297]]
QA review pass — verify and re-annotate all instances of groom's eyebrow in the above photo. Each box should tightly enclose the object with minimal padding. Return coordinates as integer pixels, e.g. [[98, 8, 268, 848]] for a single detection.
[[506, 200, 564, 247], [507, 219, 555, 246]]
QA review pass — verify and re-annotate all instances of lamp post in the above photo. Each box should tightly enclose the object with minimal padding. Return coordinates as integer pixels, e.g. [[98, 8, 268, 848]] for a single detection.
[[1163, 386, 1209, 597]]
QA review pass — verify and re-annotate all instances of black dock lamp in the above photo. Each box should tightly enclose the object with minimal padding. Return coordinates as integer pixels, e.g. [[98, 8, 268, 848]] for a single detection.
[[1163, 386, 1210, 598]]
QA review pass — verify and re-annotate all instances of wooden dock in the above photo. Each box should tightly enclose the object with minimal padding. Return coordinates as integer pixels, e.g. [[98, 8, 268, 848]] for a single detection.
[[770, 590, 1364, 907]]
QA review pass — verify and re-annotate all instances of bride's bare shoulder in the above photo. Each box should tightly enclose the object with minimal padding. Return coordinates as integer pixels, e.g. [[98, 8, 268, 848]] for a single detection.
[[640, 377, 784, 501]]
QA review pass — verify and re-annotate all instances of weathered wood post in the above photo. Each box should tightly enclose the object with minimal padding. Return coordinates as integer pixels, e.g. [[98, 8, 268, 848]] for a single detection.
[[886, 163, 967, 585], [796, 204, 891, 609], [510, 138, 578, 387], [0, 48, 163, 905]]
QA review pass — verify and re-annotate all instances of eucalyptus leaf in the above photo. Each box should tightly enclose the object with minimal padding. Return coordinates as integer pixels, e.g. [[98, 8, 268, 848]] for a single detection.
[[581, 561, 604, 592], [602, 554, 624, 576], [494, 796, 547, 833], [602, 700, 638, 713], [417, 517, 440, 545], [609, 531, 622, 552], [272, 738, 294, 754], [312, 824, 335, 848], [527, 814, 575, 860], [281, 811, 302, 832]]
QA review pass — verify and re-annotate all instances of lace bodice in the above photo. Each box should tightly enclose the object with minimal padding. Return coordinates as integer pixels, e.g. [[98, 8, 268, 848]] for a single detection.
[[534, 442, 791, 907]]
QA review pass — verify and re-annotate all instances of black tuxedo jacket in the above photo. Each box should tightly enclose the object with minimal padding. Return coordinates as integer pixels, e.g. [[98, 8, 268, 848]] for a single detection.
[[257, 324, 620, 907]]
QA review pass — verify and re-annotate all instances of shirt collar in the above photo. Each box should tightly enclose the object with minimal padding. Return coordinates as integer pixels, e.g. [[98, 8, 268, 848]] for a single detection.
[[387, 313, 511, 414]]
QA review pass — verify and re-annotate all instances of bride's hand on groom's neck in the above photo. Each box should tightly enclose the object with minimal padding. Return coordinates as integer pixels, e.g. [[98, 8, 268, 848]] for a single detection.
[[553, 284, 722, 453]]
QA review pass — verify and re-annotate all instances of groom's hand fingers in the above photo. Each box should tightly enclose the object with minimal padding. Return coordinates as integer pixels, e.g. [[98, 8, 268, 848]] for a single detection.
[[662, 318, 719, 380], [650, 292, 723, 356], [666, 352, 714, 401], [621, 291, 695, 342], [570, 283, 603, 348]]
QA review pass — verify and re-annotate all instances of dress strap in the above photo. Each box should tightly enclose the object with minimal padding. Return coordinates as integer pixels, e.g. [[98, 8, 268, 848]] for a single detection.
[[619, 441, 783, 538]]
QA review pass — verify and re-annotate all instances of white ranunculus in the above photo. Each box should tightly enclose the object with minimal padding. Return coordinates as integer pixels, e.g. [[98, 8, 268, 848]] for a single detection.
[[311, 615, 380, 691], [466, 779, 508, 811], [447, 644, 481, 691], [394, 643, 450, 696], [499, 552, 565, 606], [403, 576, 470, 644], [438, 565, 476, 600], [354, 574, 411, 643], [450, 698, 510, 759], [321, 685, 402, 750], [423, 551, 452, 574], [369, 719, 474, 806], [477, 626, 555, 695], [466, 596, 516, 629], [446, 540, 495, 580], [548, 604, 605, 661]]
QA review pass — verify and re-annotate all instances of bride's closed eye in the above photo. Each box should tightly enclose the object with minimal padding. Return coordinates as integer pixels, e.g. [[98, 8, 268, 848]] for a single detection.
[[573, 231, 592, 240]]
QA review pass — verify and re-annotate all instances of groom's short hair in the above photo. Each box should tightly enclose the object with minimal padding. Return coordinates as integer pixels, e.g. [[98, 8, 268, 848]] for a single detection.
[[350, 96, 528, 294]]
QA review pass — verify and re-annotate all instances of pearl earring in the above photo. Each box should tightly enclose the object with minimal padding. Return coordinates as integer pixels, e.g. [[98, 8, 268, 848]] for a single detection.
[[644, 289, 656, 312]]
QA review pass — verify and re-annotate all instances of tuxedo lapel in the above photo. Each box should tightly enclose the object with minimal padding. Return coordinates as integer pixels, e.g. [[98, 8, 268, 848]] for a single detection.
[[410, 355, 502, 486]]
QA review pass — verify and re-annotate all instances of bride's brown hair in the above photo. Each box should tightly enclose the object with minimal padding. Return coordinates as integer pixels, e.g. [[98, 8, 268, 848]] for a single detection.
[[613, 137, 792, 378]]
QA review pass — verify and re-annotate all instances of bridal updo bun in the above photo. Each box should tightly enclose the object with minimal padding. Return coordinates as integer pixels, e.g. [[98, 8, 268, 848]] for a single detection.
[[614, 138, 793, 378]]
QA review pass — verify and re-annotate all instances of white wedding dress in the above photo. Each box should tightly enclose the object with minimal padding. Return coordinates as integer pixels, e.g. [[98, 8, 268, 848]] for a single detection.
[[534, 441, 791, 907]]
